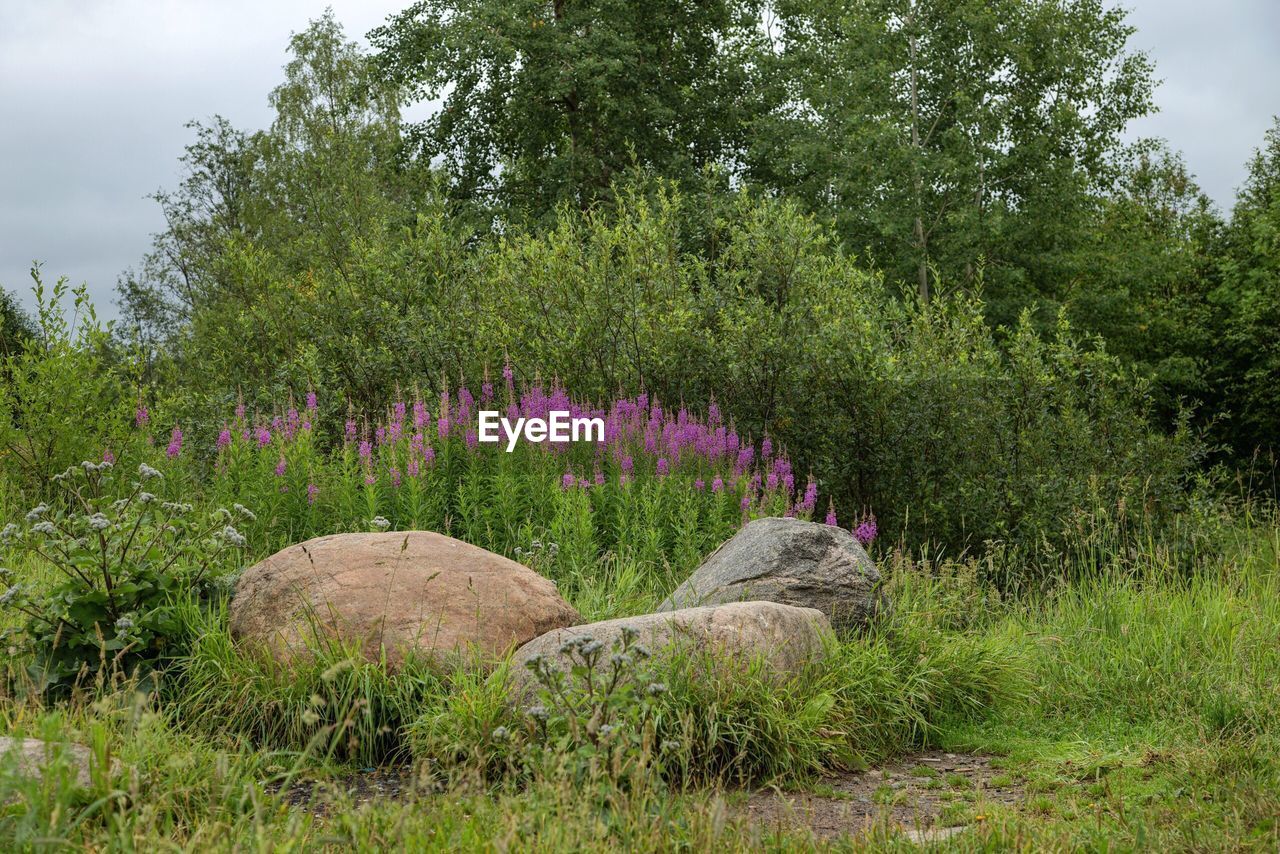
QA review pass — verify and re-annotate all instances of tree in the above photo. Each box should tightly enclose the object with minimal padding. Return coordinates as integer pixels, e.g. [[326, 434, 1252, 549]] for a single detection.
[[746, 0, 1154, 318], [1208, 118, 1280, 465], [369, 0, 766, 218]]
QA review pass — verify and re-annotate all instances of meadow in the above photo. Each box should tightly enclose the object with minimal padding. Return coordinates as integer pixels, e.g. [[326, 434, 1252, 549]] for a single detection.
[[0, 373, 1277, 850]]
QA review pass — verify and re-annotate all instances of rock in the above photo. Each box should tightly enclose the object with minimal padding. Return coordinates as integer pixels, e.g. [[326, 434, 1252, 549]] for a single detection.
[[658, 517, 885, 631], [0, 737, 122, 789], [509, 601, 831, 698], [229, 531, 580, 669]]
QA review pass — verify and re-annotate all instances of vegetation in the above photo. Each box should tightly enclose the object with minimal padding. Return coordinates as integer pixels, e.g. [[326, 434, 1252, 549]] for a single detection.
[[1, 1, 1278, 850]]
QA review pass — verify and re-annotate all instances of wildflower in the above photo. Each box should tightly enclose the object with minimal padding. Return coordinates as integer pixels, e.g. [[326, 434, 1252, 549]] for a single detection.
[[364, 474, 376, 486], [610, 652, 633, 668], [255, 425, 272, 448], [561, 471, 576, 490], [370, 516, 392, 531], [25, 503, 49, 521], [274, 457, 287, 477], [161, 501, 192, 514], [216, 426, 232, 450], [854, 513, 878, 546], [0, 584, 26, 607], [491, 726, 509, 741], [502, 361, 514, 386], [166, 426, 183, 458], [233, 503, 256, 521], [656, 457, 669, 478], [580, 639, 604, 656], [761, 436, 773, 458], [0, 523, 18, 543], [799, 477, 818, 515], [235, 401, 246, 422], [135, 405, 149, 428], [220, 525, 247, 547], [138, 463, 161, 480], [114, 616, 134, 632], [358, 440, 372, 462], [345, 419, 358, 444], [390, 467, 402, 488], [102, 448, 116, 465], [526, 705, 549, 722], [646, 682, 668, 696], [825, 502, 838, 527], [307, 483, 319, 505], [306, 391, 318, 412], [694, 479, 705, 491], [598, 724, 616, 737], [86, 513, 112, 531], [711, 476, 724, 493], [31, 521, 56, 536]]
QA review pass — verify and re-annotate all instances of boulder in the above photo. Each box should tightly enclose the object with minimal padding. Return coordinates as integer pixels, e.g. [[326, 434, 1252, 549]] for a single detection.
[[0, 737, 121, 790], [229, 531, 580, 669], [658, 517, 885, 631], [509, 601, 831, 698]]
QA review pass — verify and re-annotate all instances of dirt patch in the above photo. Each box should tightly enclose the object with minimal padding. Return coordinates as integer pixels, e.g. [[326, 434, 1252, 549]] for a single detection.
[[268, 766, 419, 816], [739, 751, 1023, 843]]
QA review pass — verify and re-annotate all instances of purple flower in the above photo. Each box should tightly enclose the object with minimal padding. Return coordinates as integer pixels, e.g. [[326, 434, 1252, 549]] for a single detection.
[[135, 406, 150, 429], [561, 471, 576, 490], [481, 380, 494, 402], [306, 391, 318, 412], [364, 473, 376, 486], [437, 415, 450, 440], [165, 426, 183, 458], [799, 477, 818, 514], [620, 456, 634, 475], [390, 467, 401, 488], [407, 457, 420, 477], [656, 457, 669, 478], [761, 436, 773, 459], [216, 426, 232, 451], [413, 401, 429, 429], [423, 446, 436, 465], [307, 483, 319, 504], [274, 457, 286, 477], [694, 479, 705, 491], [594, 469, 605, 486], [502, 361, 514, 386], [854, 514, 878, 546], [255, 426, 272, 448], [234, 401, 246, 422], [711, 476, 724, 493], [345, 419, 357, 444], [102, 447, 115, 465], [825, 503, 838, 527], [358, 440, 372, 462]]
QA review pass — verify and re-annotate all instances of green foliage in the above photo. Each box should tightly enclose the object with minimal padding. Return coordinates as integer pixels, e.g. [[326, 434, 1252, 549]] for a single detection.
[[370, 0, 764, 217], [0, 269, 133, 495], [0, 460, 245, 696]]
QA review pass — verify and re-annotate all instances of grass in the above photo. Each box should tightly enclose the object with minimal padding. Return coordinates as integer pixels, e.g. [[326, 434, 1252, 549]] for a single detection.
[[1, 507, 1278, 850]]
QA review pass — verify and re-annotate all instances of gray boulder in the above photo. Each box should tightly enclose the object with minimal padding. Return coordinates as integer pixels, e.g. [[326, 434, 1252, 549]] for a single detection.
[[0, 737, 122, 790], [658, 517, 885, 630], [509, 601, 831, 698]]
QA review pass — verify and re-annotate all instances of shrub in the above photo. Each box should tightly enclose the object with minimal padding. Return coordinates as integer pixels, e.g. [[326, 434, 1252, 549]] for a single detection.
[[0, 459, 247, 695]]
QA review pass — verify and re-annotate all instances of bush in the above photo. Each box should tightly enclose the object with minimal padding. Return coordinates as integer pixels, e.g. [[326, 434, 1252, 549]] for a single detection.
[[0, 459, 246, 696]]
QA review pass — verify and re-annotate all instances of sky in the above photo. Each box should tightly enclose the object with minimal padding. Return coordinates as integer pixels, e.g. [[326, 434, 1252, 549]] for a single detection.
[[1, 0, 1277, 321]]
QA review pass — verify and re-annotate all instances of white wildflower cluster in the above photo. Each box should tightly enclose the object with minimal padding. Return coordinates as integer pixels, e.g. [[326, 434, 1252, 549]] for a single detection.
[[370, 516, 392, 530], [25, 503, 49, 522], [138, 463, 162, 480], [31, 521, 57, 536], [0, 523, 20, 544], [232, 504, 256, 521], [86, 513, 112, 532], [218, 525, 247, 548]]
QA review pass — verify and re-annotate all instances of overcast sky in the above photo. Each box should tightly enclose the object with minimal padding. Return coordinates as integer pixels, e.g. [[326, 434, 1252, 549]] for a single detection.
[[2, 1, 1277, 321]]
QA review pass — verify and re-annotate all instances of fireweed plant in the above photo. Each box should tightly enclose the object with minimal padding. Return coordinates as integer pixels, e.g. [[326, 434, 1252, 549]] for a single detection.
[[0, 460, 250, 695], [149, 375, 877, 589]]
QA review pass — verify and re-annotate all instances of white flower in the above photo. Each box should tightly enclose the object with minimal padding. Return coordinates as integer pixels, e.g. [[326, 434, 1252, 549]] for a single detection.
[[370, 516, 391, 531], [526, 705, 549, 722], [491, 726, 509, 740], [31, 521, 57, 536], [646, 682, 668, 696], [0, 523, 20, 543], [598, 724, 616, 737], [137, 492, 156, 504], [220, 525, 247, 547], [233, 504, 256, 521], [25, 503, 49, 521], [86, 513, 112, 531], [138, 463, 161, 480]]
